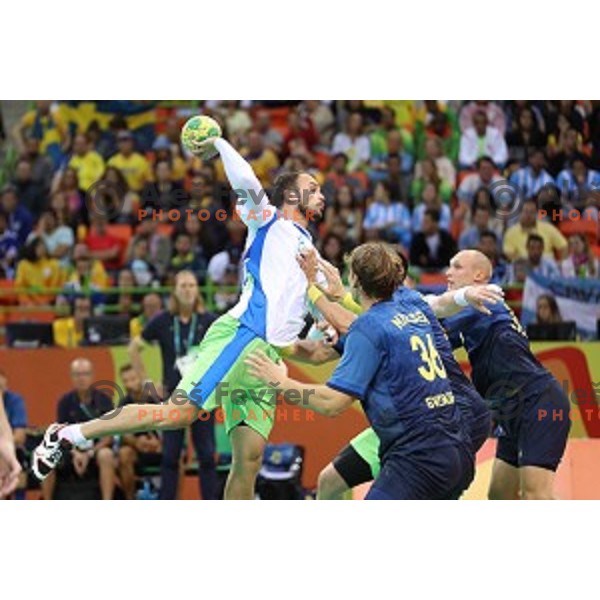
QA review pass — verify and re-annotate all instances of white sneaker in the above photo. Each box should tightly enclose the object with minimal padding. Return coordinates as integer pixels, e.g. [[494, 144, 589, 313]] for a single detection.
[[31, 424, 72, 481]]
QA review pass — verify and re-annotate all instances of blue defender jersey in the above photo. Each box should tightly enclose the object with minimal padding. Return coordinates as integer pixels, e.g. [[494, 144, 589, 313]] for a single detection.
[[328, 288, 466, 458], [442, 301, 552, 402]]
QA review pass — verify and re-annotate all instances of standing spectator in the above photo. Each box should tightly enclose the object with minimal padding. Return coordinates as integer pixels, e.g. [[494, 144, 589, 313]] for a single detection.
[[503, 199, 568, 260], [560, 233, 598, 278], [128, 270, 219, 500], [409, 208, 457, 270], [1, 185, 33, 247], [12, 159, 47, 217], [0, 210, 19, 278], [363, 181, 411, 248], [505, 107, 547, 165], [15, 237, 64, 305], [0, 369, 27, 499], [324, 185, 363, 247], [12, 101, 69, 169], [129, 292, 163, 339], [459, 101, 506, 135], [331, 112, 371, 172], [41, 358, 117, 500], [85, 213, 123, 273], [37, 208, 75, 267], [107, 131, 151, 192], [459, 110, 508, 169], [52, 295, 93, 348], [507, 234, 560, 283], [68, 133, 106, 192], [535, 294, 564, 325], [509, 149, 555, 200], [458, 205, 496, 250], [116, 364, 163, 500], [412, 182, 451, 233]]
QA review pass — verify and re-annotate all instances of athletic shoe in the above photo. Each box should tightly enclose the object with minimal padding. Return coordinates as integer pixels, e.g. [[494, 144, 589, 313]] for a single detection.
[[31, 424, 72, 481]]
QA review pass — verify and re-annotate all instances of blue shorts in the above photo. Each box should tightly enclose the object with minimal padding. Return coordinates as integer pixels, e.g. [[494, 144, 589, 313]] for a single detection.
[[366, 443, 474, 500], [494, 376, 570, 471], [468, 395, 492, 454]]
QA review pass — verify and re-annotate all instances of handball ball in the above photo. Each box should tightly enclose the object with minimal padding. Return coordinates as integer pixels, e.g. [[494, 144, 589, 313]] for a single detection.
[[180, 115, 222, 158]]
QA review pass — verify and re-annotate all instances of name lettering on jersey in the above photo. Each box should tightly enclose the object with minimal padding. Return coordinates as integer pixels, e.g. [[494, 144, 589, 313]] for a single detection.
[[424, 391, 455, 409], [390, 310, 430, 330]]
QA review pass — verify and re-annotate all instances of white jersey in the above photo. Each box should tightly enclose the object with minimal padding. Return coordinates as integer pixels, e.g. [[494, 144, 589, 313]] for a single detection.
[[214, 139, 317, 347]]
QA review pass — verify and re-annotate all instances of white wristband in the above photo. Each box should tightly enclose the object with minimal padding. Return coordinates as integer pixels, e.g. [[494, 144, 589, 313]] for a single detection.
[[454, 287, 470, 307]]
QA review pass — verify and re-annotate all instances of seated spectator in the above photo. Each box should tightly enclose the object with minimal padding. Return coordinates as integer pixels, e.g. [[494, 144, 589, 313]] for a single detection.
[[547, 127, 585, 177], [68, 133, 106, 192], [418, 109, 460, 163], [535, 294, 563, 325], [508, 148, 555, 200], [36, 208, 75, 267], [130, 292, 163, 338], [12, 158, 47, 217], [582, 193, 599, 222], [111, 268, 141, 317], [41, 358, 116, 500], [53, 295, 93, 348], [128, 238, 158, 287], [217, 100, 253, 142], [300, 101, 335, 147], [459, 110, 508, 169], [414, 136, 456, 189], [22, 136, 54, 192], [107, 130, 151, 192], [506, 234, 560, 283], [368, 129, 413, 184], [0, 210, 19, 278], [505, 106, 547, 165], [459, 205, 495, 250], [322, 153, 365, 204], [151, 137, 187, 183], [560, 233, 599, 278], [503, 199, 568, 260], [324, 185, 363, 247], [140, 160, 187, 214], [50, 167, 85, 220], [459, 101, 507, 135], [283, 109, 319, 157], [555, 156, 600, 211], [0, 369, 27, 499], [126, 215, 172, 279], [409, 208, 457, 270], [170, 232, 207, 280], [410, 157, 452, 205], [50, 190, 87, 232], [1, 184, 33, 247], [207, 220, 246, 284], [319, 232, 346, 274], [478, 230, 508, 284], [331, 112, 371, 172], [64, 243, 110, 297], [370, 106, 415, 160], [85, 213, 123, 273], [363, 181, 411, 248], [213, 264, 241, 312], [242, 130, 280, 187], [253, 110, 284, 154], [15, 236, 64, 305], [116, 364, 163, 500], [457, 156, 503, 212], [12, 100, 68, 169], [177, 215, 224, 267], [412, 182, 451, 233]]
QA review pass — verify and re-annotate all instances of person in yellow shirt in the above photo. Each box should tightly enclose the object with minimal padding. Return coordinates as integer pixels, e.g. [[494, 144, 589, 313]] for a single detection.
[[15, 237, 65, 305], [53, 295, 92, 348], [107, 131, 151, 192], [129, 292, 163, 339], [64, 243, 110, 292], [240, 131, 280, 187], [68, 134, 106, 191], [503, 199, 568, 261]]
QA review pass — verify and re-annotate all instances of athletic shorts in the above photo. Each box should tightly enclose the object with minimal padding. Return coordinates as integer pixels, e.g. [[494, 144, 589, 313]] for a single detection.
[[177, 315, 282, 440], [366, 444, 474, 500], [494, 376, 571, 472]]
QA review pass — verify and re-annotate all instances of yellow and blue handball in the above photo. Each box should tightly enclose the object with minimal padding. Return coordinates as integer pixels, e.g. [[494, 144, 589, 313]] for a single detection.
[[180, 115, 222, 158]]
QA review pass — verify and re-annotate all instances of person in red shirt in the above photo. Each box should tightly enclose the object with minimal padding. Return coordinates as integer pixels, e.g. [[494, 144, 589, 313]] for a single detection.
[[85, 213, 123, 272]]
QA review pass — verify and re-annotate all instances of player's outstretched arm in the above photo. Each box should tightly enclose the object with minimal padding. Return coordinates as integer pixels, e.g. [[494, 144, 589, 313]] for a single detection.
[[425, 284, 504, 318], [245, 350, 354, 417]]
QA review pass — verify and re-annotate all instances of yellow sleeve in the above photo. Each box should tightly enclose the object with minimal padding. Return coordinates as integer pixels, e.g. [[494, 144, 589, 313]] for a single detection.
[[340, 292, 364, 315], [549, 224, 568, 252], [502, 227, 518, 259], [20, 110, 35, 128]]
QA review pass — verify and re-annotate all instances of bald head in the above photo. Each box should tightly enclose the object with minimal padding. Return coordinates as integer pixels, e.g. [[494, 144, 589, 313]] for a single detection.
[[70, 358, 94, 394], [446, 250, 492, 290]]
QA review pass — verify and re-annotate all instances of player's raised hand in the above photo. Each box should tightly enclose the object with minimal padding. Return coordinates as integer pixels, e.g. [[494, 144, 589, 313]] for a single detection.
[[188, 136, 219, 160], [297, 249, 319, 285], [0, 438, 21, 499], [317, 258, 346, 301], [465, 284, 504, 316], [245, 350, 288, 385]]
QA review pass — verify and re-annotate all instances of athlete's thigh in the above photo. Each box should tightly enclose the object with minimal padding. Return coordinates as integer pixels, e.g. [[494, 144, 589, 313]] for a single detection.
[[488, 458, 520, 500], [229, 423, 267, 464], [520, 465, 557, 500]]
